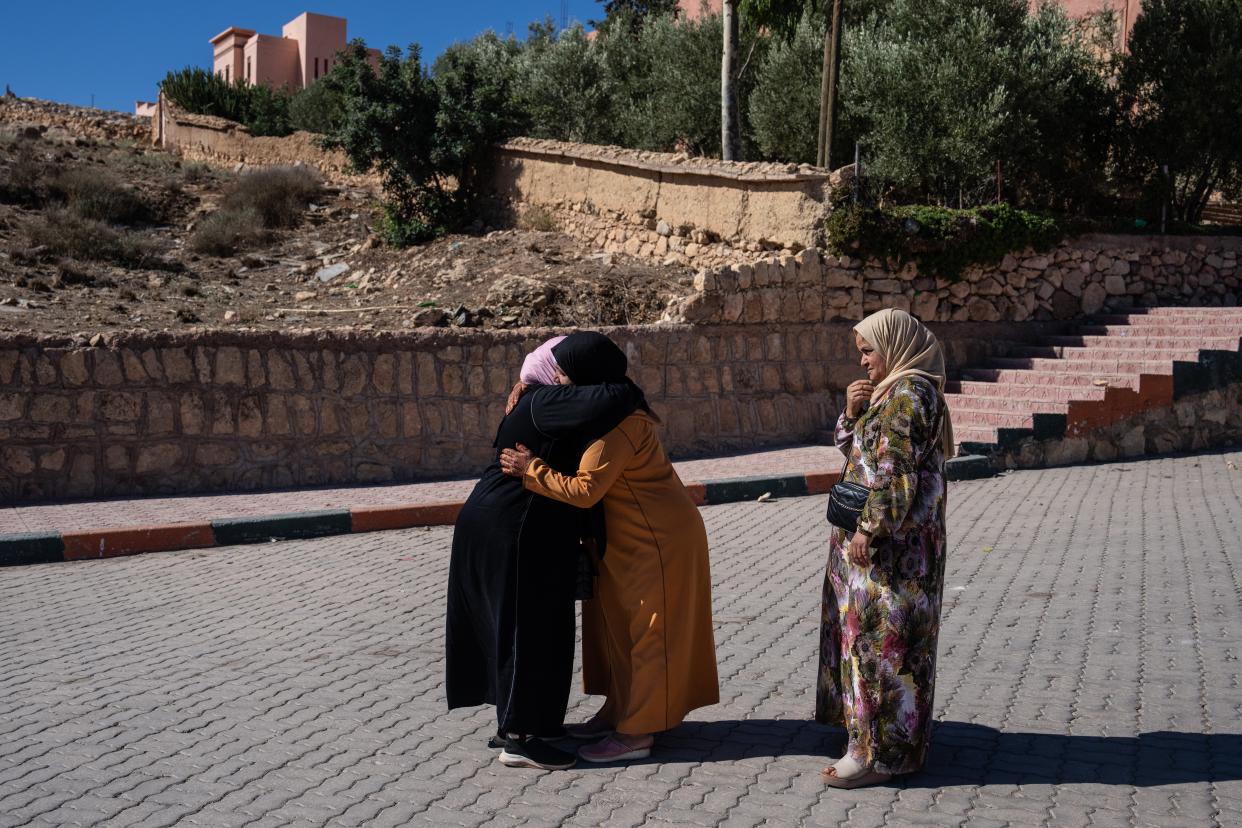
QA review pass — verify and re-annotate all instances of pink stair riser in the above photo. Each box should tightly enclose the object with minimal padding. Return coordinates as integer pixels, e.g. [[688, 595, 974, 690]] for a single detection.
[[945, 381, 1109, 402]]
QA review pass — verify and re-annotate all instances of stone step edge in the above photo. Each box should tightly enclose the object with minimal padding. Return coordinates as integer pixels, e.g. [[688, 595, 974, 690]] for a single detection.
[[0, 457, 994, 568]]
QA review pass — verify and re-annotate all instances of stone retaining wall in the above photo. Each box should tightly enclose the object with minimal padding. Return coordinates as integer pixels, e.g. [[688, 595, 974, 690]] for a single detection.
[[0, 321, 1056, 503], [666, 234, 1242, 324]]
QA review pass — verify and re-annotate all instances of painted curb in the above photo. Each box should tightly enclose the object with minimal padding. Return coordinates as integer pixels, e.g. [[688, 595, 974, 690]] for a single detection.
[[9, 464, 1015, 568], [0, 532, 65, 567], [210, 509, 353, 546]]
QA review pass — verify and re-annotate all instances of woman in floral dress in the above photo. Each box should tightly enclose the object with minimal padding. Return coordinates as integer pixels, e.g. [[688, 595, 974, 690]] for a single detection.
[[818, 308, 955, 788]]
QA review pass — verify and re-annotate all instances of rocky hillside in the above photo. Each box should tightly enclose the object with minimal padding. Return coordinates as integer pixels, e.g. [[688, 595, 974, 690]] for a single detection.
[[0, 98, 695, 336]]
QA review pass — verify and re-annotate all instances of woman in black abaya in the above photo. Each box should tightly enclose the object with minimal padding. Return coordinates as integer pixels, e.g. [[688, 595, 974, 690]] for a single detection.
[[445, 334, 640, 771]]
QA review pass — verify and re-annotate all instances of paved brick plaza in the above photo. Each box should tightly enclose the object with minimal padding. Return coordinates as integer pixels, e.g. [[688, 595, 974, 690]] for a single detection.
[[2, 451, 1241, 827]]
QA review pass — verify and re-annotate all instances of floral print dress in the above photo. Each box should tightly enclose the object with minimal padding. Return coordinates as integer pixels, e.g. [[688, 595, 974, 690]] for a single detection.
[[817, 376, 948, 776]]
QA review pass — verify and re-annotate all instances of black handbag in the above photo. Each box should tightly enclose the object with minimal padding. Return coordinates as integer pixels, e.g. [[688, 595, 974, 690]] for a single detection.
[[826, 401, 944, 533]]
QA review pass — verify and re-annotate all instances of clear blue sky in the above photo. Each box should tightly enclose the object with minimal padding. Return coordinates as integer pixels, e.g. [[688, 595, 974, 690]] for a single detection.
[[0, 1, 602, 113]]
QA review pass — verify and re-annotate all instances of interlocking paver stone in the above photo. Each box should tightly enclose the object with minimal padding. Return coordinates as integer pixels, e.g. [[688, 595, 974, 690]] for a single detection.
[[2, 449, 1241, 827]]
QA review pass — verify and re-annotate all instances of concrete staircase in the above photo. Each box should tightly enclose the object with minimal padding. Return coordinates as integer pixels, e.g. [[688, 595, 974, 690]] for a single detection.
[[948, 307, 1242, 457]]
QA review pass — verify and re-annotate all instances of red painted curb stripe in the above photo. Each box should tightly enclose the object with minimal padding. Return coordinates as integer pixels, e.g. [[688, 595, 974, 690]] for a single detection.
[[804, 471, 840, 495], [684, 482, 707, 506], [61, 523, 216, 561], [350, 502, 464, 532]]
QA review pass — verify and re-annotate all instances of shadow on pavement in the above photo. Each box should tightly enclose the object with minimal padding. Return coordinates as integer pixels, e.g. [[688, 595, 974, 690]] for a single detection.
[[583, 719, 1242, 787]]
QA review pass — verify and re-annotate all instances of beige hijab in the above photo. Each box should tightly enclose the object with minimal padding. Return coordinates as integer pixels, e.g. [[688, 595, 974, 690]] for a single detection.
[[854, 308, 956, 457]]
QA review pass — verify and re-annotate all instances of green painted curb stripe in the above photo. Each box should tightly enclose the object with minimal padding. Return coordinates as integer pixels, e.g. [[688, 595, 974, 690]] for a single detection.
[[0, 532, 66, 567], [210, 510, 353, 546], [704, 474, 809, 504], [946, 455, 993, 481]]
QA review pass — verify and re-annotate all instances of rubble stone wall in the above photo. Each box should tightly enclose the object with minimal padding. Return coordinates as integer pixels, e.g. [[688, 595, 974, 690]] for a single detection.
[[0, 321, 1055, 503], [666, 234, 1242, 324], [0, 97, 150, 144]]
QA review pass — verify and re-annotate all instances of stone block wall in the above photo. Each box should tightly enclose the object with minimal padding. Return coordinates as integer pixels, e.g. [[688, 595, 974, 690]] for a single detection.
[[0, 322, 1055, 503], [666, 234, 1242, 324]]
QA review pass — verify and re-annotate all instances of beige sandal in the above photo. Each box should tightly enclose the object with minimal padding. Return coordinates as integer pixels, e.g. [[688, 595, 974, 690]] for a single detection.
[[821, 766, 893, 788]]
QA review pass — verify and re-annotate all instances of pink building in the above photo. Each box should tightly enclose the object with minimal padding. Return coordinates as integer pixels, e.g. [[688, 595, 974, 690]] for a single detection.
[[209, 12, 378, 91], [676, 0, 1139, 48]]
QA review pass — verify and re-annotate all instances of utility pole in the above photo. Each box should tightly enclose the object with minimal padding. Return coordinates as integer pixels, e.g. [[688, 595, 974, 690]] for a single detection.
[[817, 0, 843, 169], [721, 0, 741, 161]]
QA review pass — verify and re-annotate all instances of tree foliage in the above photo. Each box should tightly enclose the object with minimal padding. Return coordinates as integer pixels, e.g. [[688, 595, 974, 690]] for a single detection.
[[1117, 0, 1242, 222], [839, 0, 1115, 209], [318, 42, 449, 244]]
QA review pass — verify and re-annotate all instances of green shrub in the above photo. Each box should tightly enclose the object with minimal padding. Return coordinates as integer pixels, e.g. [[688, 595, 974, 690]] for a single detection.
[[26, 209, 161, 266], [220, 166, 321, 228], [826, 202, 1061, 279], [160, 67, 251, 123], [289, 81, 345, 134], [49, 168, 149, 225], [244, 85, 293, 137], [159, 67, 295, 137], [189, 206, 268, 256]]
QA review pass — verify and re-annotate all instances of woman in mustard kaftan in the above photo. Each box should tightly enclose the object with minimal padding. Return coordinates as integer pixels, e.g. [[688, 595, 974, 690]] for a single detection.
[[500, 332, 719, 764]]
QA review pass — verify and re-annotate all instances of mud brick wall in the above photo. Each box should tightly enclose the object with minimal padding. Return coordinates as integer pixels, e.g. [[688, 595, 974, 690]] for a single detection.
[[0, 322, 1053, 503]]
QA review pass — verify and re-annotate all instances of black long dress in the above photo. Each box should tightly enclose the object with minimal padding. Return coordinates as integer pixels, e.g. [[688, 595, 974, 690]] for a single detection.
[[445, 383, 639, 737]]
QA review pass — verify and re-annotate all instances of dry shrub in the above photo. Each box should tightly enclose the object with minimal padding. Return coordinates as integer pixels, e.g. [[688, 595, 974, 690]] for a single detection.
[[26, 209, 160, 266], [0, 141, 45, 205], [221, 165, 322, 229], [182, 162, 214, 184], [50, 168, 149, 225], [518, 205, 557, 232], [189, 206, 268, 256]]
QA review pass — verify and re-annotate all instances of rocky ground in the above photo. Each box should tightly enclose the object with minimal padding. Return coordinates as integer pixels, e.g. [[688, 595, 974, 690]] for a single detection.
[[0, 110, 694, 337]]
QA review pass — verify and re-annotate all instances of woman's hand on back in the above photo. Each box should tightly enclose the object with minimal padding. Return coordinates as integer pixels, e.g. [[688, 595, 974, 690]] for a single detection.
[[499, 443, 534, 478], [845, 380, 875, 420], [505, 382, 531, 416]]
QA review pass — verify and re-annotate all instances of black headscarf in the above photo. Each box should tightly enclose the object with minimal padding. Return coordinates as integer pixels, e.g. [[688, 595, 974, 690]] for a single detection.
[[552, 332, 653, 416]]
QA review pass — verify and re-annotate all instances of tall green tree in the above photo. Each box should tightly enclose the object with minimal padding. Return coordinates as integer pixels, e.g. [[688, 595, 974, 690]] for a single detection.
[[839, 0, 1114, 208], [1118, 0, 1242, 222], [318, 41, 446, 243]]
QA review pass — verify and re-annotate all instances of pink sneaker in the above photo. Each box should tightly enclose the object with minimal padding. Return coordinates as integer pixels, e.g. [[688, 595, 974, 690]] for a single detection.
[[578, 734, 653, 763], [565, 719, 614, 740]]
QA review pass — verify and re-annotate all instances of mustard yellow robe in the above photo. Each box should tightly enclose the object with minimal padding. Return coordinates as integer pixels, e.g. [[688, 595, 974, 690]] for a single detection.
[[523, 411, 720, 735]]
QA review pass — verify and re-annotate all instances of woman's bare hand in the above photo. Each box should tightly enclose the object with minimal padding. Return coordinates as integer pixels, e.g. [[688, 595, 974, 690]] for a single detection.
[[499, 443, 534, 478], [847, 530, 872, 566], [845, 380, 875, 420], [505, 382, 531, 415]]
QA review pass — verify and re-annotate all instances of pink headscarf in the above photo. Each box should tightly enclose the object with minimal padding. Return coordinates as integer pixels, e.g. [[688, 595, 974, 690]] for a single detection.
[[519, 335, 567, 386]]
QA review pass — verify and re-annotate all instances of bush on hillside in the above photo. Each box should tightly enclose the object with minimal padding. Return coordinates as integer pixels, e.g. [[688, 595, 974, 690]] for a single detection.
[[189, 206, 268, 256], [49, 168, 149, 225], [0, 140, 45, 205], [26, 209, 161, 266], [220, 166, 321, 228]]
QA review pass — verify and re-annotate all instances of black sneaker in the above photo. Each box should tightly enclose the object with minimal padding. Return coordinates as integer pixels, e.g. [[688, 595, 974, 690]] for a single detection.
[[499, 736, 577, 770], [487, 730, 505, 749]]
